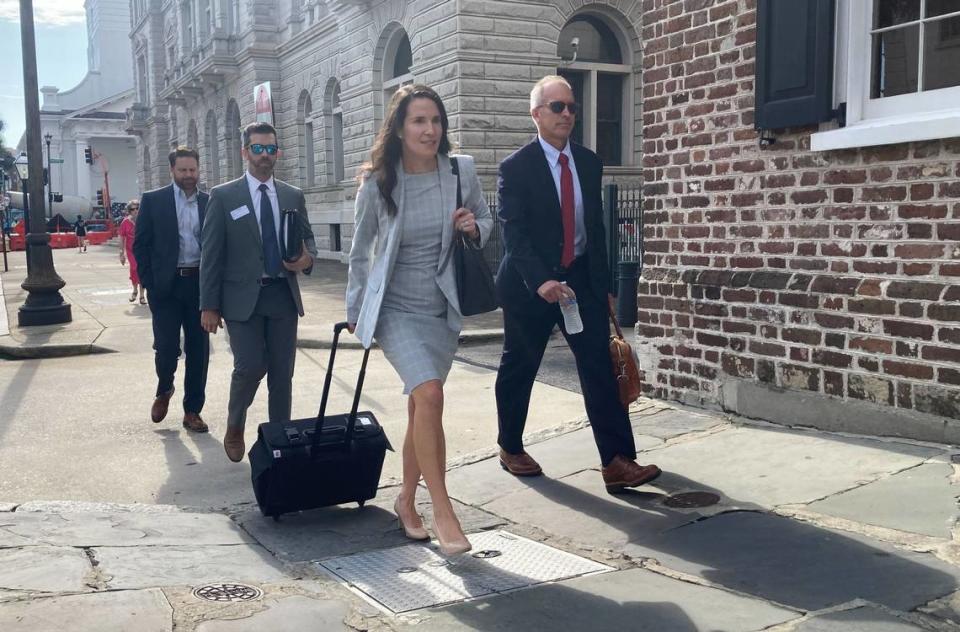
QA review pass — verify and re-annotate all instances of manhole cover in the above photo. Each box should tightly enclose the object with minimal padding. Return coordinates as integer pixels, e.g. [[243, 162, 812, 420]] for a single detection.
[[662, 491, 721, 508], [192, 582, 263, 602], [318, 530, 612, 613]]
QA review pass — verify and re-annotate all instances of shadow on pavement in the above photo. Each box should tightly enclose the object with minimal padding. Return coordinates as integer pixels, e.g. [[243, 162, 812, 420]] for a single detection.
[[517, 471, 959, 613], [0, 360, 38, 441], [436, 569, 700, 632], [155, 427, 231, 506]]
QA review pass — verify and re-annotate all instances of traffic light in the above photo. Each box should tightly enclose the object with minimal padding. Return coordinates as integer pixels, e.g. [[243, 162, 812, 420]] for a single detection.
[[84, 147, 93, 164], [43, 167, 48, 185], [96, 189, 104, 206], [53, 193, 63, 203]]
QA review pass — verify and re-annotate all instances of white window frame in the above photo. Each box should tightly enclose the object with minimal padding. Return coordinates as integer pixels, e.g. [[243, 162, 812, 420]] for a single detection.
[[557, 12, 634, 166], [812, 0, 960, 151], [561, 63, 632, 166], [332, 102, 344, 183]]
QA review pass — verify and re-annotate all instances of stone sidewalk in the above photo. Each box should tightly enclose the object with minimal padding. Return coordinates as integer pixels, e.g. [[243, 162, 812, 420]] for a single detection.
[[3, 245, 960, 630], [3, 398, 960, 630]]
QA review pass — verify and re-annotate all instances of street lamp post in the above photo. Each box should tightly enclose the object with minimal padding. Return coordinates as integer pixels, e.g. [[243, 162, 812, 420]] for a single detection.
[[17, 0, 71, 326], [43, 132, 52, 211]]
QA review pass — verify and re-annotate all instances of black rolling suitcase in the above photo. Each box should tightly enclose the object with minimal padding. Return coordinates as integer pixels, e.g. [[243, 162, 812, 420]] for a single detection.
[[249, 322, 391, 519]]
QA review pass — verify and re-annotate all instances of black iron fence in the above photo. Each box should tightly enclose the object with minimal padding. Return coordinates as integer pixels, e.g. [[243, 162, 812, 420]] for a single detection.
[[480, 184, 644, 293]]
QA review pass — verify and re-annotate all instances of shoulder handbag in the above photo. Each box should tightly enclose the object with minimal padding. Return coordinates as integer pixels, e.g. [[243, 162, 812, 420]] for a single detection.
[[609, 304, 642, 410], [451, 158, 499, 316]]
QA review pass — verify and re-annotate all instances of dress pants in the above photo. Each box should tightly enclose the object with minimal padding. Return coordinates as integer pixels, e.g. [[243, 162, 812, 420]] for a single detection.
[[224, 282, 299, 430], [148, 274, 209, 414], [495, 257, 637, 467]]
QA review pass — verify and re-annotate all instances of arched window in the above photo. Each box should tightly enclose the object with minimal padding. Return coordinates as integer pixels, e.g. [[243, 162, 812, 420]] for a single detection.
[[383, 29, 413, 104], [204, 109, 220, 185], [557, 14, 633, 166], [225, 99, 242, 178], [298, 90, 315, 187], [326, 80, 344, 184]]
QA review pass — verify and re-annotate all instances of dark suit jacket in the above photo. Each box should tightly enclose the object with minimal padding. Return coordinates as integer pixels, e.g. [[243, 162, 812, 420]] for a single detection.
[[134, 184, 209, 298], [495, 139, 611, 310]]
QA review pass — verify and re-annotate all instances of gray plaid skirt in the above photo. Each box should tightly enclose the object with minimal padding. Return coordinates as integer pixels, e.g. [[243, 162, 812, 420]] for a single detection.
[[375, 308, 460, 394]]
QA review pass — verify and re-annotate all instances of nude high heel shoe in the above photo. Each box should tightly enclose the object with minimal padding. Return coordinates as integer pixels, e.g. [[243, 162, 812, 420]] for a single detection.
[[434, 520, 472, 557], [436, 537, 472, 557], [394, 497, 430, 541]]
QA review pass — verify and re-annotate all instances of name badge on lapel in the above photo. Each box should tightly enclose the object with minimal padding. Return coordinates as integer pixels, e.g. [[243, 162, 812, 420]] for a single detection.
[[230, 206, 250, 220]]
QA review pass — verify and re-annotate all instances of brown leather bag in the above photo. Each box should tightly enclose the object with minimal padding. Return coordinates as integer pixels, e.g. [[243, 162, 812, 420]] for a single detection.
[[609, 304, 642, 410]]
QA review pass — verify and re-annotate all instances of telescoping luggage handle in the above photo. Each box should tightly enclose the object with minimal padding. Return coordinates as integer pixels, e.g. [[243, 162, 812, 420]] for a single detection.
[[312, 322, 370, 452]]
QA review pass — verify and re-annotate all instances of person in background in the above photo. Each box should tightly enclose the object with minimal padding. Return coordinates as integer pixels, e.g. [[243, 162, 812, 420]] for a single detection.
[[119, 199, 145, 304], [74, 214, 87, 253], [347, 85, 492, 556]]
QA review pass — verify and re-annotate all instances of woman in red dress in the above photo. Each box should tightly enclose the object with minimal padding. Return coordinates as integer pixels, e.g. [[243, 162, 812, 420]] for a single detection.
[[119, 199, 145, 304]]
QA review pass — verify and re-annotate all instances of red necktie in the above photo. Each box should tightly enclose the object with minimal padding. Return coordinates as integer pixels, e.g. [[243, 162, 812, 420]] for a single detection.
[[558, 153, 575, 268]]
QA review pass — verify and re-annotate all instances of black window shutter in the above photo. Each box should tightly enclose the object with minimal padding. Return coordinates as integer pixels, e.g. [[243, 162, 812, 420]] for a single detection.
[[754, 0, 835, 130]]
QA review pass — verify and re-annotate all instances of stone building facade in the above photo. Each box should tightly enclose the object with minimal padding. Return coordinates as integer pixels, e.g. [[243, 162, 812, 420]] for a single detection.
[[636, 0, 960, 436], [125, 0, 644, 259]]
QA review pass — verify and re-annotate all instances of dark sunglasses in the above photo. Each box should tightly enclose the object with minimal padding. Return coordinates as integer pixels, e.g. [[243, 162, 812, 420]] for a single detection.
[[248, 143, 278, 155], [541, 100, 579, 115]]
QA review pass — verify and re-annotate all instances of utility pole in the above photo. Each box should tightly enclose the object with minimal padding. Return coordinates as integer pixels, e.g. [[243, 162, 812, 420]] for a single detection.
[[17, 0, 71, 326]]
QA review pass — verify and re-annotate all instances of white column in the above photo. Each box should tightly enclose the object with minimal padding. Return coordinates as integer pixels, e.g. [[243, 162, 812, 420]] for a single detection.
[[75, 137, 92, 200]]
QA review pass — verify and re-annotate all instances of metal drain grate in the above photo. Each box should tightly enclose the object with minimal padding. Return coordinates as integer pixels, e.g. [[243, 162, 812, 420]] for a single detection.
[[318, 530, 612, 613], [662, 491, 721, 508], [192, 582, 264, 602]]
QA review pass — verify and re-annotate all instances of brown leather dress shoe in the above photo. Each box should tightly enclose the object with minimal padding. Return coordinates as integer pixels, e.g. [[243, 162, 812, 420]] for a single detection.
[[150, 387, 175, 423], [601, 455, 662, 494], [499, 449, 543, 477], [223, 427, 245, 463], [182, 412, 209, 433]]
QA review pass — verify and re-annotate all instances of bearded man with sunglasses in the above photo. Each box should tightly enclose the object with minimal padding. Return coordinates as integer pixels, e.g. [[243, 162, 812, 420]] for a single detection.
[[493, 75, 661, 493], [200, 122, 317, 463]]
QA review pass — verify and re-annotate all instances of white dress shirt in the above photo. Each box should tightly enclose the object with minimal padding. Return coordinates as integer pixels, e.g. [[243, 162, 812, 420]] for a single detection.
[[173, 183, 201, 267], [244, 170, 283, 257], [538, 136, 586, 258]]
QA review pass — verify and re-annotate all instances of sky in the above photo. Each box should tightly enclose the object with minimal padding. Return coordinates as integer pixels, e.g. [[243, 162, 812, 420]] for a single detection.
[[0, 0, 89, 148]]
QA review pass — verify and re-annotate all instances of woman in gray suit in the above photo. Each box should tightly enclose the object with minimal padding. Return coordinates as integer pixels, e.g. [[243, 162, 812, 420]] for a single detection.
[[347, 85, 492, 556]]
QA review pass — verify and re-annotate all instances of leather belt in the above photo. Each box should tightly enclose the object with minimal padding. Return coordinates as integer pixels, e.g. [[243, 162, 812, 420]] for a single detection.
[[257, 277, 286, 286], [176, 267, 199, 276]]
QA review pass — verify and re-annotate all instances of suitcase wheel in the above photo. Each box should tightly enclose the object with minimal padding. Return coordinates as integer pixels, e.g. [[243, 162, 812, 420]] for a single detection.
[[357, 500, 365, 508]]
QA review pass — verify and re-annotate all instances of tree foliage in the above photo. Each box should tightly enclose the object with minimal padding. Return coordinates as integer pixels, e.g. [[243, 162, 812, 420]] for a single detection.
[[0, 119, 14, 182]]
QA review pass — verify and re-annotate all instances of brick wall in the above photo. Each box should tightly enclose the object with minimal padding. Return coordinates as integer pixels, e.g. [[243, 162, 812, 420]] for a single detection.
[[638, 0, 960, 422]]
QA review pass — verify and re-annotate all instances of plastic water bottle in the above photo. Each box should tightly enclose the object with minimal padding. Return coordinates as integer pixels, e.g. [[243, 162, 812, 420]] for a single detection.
[[559, 282, 584, 335]]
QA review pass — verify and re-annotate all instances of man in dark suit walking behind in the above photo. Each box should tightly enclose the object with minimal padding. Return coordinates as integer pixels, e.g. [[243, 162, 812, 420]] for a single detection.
[[200, 122, 316, 462], [134, 146, 210, 433], [494, 75, 661, 493]]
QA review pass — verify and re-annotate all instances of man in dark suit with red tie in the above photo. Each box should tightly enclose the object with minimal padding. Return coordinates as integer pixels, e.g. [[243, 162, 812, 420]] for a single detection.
[[494, 75, 661, 493]]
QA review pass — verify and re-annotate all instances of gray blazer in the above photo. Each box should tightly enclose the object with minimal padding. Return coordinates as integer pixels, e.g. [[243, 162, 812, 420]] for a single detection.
[[346, 154, 492, 349], [200, 174, 318, 321]]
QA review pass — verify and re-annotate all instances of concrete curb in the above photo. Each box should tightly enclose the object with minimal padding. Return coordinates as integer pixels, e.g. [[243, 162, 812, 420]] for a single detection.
[[0, 339, 115, 360]]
